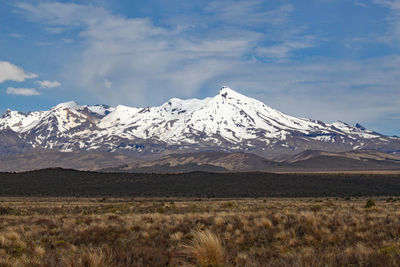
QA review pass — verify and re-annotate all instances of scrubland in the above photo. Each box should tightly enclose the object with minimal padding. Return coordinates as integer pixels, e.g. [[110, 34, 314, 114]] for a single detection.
[[1, 197, 400, 266]]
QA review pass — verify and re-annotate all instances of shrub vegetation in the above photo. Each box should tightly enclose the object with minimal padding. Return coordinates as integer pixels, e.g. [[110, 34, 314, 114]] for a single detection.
[[0, 197, 400, 266]]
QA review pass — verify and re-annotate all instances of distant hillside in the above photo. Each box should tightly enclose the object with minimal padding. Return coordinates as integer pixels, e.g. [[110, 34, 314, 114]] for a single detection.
[[1, 150, 400, 173], [121, 152, 280, 172]]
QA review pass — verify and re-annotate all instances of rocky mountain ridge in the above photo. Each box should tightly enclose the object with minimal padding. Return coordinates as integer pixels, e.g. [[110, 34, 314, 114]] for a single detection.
[[1, 86, 399, 158]]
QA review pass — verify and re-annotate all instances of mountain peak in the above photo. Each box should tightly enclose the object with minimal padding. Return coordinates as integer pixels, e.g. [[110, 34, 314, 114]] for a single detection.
[[1, 109, 12, 118], [219, 86, 235, 94], [355, 123, 366, 130], [54, 101, 79, 110], [217, 86, 246, 100]]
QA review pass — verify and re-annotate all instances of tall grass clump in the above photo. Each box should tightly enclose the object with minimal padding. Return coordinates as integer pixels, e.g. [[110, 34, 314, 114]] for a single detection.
[[184, 229, 225, 267]]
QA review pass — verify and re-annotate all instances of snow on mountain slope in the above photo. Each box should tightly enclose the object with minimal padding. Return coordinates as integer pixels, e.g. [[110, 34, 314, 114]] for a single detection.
[[1, 102, 114, 132], [95, 86, 382, 145], [0, 109, 45, 132], [329, 121, 379, 139], [0, 86, 398, 157], [85, 105, 115, 116], [98, 105, 141, 129]]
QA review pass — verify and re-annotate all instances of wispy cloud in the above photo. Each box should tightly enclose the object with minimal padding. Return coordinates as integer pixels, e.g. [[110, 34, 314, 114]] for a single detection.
[[0, 61, 37, 83], [374, 0, 400, 9], [45, 26, 66, 34], [6, 87, 41, 96], [37, 80, 61, 89], [373, 0, 400, 43], [35, 42, 53, 46], [9, 33, 24, 39], [15, 2, 109, 27], [257, 38, 315, 59], [354, 2, 368, 8], [62, 38, 74, 44], [14, 2, 261, 104], [15, 2, 306, 105], [205, 1, 294, 26]]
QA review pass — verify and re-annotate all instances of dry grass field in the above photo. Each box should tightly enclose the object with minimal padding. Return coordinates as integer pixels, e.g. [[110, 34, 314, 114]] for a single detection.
[[1, 197, 400, 266]]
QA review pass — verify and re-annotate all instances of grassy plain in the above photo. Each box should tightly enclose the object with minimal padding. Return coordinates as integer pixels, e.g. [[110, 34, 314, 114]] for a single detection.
[[1, 197, 400, 266]]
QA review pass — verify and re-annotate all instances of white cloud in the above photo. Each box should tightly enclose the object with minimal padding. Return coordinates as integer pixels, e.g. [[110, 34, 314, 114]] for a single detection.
[[257, 39, 315, 59], [205, 1, 294, 26], [9, 33, 24, 39], [62, 38, 74, 44], [6, 87, 41, 96], [354, 2, 368, 7], [45, 27, 65, 34], [16, 2, 110, 27], [17, 2, 300, 105], [37, 80, 61, 89], [0, 61, 38, 83], [374, 0, 400, 9], [373, 0, 400, 43]]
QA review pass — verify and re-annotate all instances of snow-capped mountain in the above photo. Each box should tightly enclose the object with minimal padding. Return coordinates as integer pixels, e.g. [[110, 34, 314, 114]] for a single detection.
[[1, 86, 399, 158]]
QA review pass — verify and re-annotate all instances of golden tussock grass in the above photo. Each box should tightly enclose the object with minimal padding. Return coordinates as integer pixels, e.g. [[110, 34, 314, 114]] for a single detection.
[[183, 229, 225, 267], [0, 197, 399, 266]]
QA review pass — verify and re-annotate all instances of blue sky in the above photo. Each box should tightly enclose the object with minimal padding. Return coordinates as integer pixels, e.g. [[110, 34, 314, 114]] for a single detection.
[[0, 0, 399, 135]]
